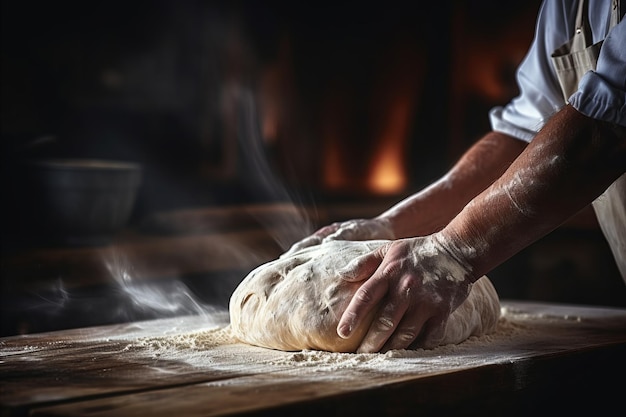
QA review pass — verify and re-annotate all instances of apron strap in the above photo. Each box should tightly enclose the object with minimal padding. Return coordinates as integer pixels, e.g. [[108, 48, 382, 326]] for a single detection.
[[572, 0, 592, 50], [611, 0, 623, 27]]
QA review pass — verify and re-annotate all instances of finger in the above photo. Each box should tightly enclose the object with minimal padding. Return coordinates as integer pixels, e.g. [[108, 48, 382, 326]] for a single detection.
[[315, 223, 341, 238], [411, 315, 447, 349], [337, 251, 384, 282], [356, 297, 411, 353], [324, 221, 359, 241], [356, 274, 418, 353], [280, 235, 322, 258], [380, 307, 428, 352], [380, 317, 425, 353], [281, 223, 342, 258], [337, 276, 389, 340]]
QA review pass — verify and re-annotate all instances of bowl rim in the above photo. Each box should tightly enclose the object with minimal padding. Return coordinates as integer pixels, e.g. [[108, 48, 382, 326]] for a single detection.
[[23, 158, 142, 171]]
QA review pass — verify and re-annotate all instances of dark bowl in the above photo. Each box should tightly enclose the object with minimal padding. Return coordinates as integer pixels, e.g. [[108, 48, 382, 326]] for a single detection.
[[21, 159, 142, 246]]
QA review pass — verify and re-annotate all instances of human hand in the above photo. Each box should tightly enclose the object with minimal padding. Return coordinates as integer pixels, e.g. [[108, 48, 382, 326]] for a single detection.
[[281, 218, 395, 258], [336, 234, 474, 353]]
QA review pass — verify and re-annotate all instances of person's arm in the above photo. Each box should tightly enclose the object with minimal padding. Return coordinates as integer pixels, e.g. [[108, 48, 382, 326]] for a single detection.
[[282, 132, 527, 256], [380, 131, 527, 238], [335, 1, 625, 354], [443, 105, 626, 280], [336, 105, 626, 353]]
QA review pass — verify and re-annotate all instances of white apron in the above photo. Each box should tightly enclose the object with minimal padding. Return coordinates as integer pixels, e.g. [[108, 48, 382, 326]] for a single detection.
[[551, 0, 626, 280]]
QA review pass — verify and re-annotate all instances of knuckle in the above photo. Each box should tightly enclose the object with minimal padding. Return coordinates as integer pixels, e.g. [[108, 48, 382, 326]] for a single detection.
[[355, 286, 373, 303], [333, 229, 349, 239], [396, 330, 418, 343], [329, 222, 342, 231], [381, 261, 401, 278], [398, 275, 419, 297], [377, 316, 395, 331], [385, 328, 419, 351]]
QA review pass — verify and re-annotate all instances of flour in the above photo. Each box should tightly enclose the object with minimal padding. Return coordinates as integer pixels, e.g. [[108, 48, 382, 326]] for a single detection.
[[136, 327, 237, 351], [17, 302, 597, 384], [269, 315, 528, 368], [116, 312, 530, 378], [8, 302, 601, 384], [131, 326, 241, 368], [148, 317, 522, 369]]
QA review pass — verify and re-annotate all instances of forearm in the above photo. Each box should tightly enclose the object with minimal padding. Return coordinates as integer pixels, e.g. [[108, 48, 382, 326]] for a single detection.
[[379, 131, 527, 238], [441, 105, 626, 282]]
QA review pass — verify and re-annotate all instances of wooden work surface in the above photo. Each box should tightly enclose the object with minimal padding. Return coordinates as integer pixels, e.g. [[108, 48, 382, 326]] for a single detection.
[[1, 300, 625, 417]]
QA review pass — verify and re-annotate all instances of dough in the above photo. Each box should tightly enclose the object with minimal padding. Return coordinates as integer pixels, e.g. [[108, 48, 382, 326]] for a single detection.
[[229, 240, 500, 352]]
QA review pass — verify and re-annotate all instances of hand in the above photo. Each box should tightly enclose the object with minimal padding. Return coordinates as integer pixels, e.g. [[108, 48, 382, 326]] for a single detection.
[[281, 217, 395, 258], [336, 234, 474, 353]]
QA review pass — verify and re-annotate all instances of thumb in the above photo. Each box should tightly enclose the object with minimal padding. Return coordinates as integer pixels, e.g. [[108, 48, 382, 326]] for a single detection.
[[337, 250, 385, 282]]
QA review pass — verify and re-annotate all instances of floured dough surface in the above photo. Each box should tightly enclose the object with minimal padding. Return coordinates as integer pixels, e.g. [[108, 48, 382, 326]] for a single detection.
[[229, 240, 500, 352]]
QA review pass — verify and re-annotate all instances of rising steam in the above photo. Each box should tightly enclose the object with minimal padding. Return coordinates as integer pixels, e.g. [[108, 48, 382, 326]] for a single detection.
[[236, 89, 315, 251], [103, 249, 215, 319], [96, 91, 314, 324]]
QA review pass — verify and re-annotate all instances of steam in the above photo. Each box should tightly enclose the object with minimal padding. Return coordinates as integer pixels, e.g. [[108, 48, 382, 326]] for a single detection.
[[236, 89, 315, 250], [5, 11, 322, 336], [93, 91, 315, 325], [103, 250, 214, 319], [28, 278, 70, 315], [15, 91, 316, 334], [102, 27, 317, 325]]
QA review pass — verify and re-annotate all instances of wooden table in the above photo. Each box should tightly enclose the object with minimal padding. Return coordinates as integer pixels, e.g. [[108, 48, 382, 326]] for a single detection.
[[2, 300, 625, 417]]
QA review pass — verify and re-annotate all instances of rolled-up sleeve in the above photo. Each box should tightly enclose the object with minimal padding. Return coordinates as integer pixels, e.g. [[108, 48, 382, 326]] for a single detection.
[[569, 20, 626, 127]]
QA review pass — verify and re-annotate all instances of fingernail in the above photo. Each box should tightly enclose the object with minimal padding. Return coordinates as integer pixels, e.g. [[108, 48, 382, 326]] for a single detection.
[[337, 323, 352, 339], [337, 268, 356, 279], [338, 260, 359, 279]]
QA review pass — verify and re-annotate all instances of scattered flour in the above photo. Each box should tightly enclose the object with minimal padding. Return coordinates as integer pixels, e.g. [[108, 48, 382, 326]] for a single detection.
[[266, 315, 530, 371], [136, 326, 237, 351], [4, 303, 621, 385], [121, 312, 532, 375]]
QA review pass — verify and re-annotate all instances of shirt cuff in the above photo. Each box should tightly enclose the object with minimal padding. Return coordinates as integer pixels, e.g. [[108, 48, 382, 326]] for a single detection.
[[569, 72, 626, 127], [488, 107, 536, 142]]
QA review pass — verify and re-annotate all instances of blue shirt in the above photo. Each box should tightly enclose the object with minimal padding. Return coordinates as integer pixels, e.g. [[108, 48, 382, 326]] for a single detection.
[[490, 0, 626, 140]]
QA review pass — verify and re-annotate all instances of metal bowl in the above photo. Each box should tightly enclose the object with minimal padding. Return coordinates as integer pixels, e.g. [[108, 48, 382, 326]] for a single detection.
[[21, 159, 142, 246]]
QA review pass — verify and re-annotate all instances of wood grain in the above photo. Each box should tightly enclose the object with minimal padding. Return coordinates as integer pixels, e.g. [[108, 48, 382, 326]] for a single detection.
[[2, 301, 626, 416]]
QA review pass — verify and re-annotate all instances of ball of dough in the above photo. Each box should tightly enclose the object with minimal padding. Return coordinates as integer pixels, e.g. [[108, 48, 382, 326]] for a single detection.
[[229, 240, 500, 352]]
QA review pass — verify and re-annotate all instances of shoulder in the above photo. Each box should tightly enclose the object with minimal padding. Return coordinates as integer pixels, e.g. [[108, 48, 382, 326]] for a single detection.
[[534, 0, 576, 47], [588, 0, 621, 41]]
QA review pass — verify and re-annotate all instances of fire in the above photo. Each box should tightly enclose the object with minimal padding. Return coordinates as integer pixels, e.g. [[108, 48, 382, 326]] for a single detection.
[[366, 94, 412, 194], [321, 38, 421, 196], [323, 80, 415, 194], [367, 146, 406, 194], [257, 34, 423, 197]]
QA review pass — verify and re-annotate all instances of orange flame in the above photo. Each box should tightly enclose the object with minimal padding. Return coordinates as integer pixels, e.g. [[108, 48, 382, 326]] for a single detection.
[[367, 94, 412, 194]]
